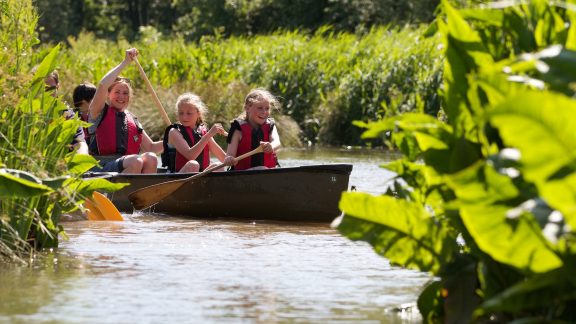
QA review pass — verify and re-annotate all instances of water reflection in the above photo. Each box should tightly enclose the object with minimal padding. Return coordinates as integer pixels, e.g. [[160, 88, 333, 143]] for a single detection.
[[0, 148, 430, 323]]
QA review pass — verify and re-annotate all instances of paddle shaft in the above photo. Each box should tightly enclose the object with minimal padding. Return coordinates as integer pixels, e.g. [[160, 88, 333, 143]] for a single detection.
[[133, 57, 171, 126], [128, 146, 264, 210]]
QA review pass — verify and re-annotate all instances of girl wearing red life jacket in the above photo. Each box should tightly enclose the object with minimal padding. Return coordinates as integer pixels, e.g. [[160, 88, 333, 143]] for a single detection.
[[164, 93, 226, 173], [224, 88, 281, 170], [88, 48, 163, 174]]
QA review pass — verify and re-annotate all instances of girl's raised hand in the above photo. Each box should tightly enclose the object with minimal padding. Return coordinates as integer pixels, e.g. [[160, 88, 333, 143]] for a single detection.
[[125, 48, 139, 62]]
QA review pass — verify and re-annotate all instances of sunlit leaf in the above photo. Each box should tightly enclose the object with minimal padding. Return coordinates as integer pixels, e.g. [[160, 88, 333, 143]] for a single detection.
[[337, 192, 458, 274], [0, 169, 53, 197], [488, 91, 576, 185]]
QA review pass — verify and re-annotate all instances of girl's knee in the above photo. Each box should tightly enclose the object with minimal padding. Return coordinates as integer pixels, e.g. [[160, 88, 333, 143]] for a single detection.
[[180, 160, 200, 173], [122, 155, 144, 173]]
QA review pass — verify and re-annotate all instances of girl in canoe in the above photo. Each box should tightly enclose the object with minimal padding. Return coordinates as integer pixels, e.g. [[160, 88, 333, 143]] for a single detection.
[[88, 48, 163, 173], [161, 93, 227, 173], [224, 88, 281, 170]]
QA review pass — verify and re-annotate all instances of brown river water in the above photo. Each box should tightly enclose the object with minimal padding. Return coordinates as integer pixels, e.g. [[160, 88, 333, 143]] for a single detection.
[[0, 148, 431, 323]]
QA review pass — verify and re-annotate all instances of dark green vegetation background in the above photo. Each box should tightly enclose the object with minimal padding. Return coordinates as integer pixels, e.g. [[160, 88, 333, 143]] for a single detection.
[[35, 0, 439, 43]]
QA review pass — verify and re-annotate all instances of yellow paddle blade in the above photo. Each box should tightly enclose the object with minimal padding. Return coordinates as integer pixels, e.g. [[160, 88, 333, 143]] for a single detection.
[[85, 199, 105, 221], [92, 191, 124, 221]]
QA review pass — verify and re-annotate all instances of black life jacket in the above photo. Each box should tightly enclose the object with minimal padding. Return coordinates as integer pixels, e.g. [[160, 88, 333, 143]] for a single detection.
[[161, 124, 209, 172]]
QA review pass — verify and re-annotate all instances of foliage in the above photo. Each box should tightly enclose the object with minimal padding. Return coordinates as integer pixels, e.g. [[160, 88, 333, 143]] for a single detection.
[[337, 0, 576, 321], [0, 0, 124, 263], [54, 26, 442, 146], [33, 0, 439, 43]]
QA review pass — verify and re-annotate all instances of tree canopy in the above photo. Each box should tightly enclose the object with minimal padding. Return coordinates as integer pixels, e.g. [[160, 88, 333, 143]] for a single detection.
[[35, 0, 439, 43]]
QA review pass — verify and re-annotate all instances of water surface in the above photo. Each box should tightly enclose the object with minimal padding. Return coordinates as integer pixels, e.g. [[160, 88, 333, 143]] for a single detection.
[[0, 148, 430, 323]]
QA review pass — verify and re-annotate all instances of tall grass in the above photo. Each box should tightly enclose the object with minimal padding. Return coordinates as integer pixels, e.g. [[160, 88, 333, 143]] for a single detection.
[[56, 25, 443, 146], [0, 0, 121, 263]]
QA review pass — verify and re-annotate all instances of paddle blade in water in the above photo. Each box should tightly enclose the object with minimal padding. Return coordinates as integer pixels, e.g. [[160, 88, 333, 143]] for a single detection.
[[92, 191, 124, 221]]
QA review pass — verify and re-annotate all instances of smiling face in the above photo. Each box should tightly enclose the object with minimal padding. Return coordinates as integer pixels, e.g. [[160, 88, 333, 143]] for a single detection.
[[178, 102, 200, 127], [108, 82, 131, 110], [246, 99, 270, 127]]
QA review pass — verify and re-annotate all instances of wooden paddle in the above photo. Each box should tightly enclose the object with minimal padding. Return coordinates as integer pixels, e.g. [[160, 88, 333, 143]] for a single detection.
[[85, 191, 124, 221], [133, 57, 171, 127], [128, 146, 264, 210]]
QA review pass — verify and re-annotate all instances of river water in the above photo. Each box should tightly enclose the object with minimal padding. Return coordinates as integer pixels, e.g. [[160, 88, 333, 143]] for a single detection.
[[0, 148, 431, 323]]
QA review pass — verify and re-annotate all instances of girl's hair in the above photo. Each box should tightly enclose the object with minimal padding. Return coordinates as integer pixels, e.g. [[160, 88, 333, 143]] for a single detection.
[[175, 92, 207, 126], [241, 88, 280, 121], [73, 82, 97, 107]]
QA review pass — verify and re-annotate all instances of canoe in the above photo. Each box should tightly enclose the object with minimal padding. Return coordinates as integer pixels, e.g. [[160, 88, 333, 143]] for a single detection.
[[86, 164, 353, 222]]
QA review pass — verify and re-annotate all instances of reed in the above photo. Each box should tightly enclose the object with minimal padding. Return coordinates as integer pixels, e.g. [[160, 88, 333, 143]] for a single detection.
[[0, 0, 123, 263]]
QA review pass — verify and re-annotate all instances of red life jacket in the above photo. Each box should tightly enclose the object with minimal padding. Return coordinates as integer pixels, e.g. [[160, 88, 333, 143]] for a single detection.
[[230, 119, 277, 170], [174, 125, 210, 172], [93, 105, 142, 155]]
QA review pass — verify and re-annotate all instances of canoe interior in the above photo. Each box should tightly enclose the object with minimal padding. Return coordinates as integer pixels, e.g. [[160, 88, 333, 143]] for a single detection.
[[87, 164, 353, 222]]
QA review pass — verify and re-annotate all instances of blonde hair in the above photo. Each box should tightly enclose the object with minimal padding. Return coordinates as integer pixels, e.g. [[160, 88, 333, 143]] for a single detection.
[[175, 92, 208, 126], [241, 88, 280, 121]]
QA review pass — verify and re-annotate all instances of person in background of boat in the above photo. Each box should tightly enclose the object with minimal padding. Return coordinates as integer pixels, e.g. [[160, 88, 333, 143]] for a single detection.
[[72, 82, 97, 142], [44, 71, 89, 155], [161, 93, 227, 173], [88, 48, 163, 173], [224, 88, 281, 170]]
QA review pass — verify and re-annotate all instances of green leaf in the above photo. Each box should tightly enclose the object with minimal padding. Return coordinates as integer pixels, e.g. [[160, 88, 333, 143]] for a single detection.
[[446, 161, 519, 206], [417, 280, 444, 322], [66, 152, 99, 175], [460, 203, 562, 273], [0, 169, 53, 198], [448, 162, 563, 273], [481, 268, 576, 314], [488, 91, 576, 185], [337, 192, 458, 274], [66, 177, 129, 198], [460, 8, 504, 27], [30, 44, 60, 95]]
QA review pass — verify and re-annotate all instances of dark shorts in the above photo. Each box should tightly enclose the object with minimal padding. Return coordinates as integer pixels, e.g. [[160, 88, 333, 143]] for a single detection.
[[89, 156, 125, 173]]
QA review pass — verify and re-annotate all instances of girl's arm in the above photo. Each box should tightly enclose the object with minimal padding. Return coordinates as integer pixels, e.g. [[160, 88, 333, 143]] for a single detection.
[[140, 131, 163, 154], [270, 126, 282, 152], [89, 48, 137, 118], [224, 131, 241, 166], [209, 137, 226, 162]]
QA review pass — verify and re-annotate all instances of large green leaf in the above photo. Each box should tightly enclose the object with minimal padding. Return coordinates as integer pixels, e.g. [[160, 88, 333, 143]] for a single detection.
[[30, 44, 60, 96], [489, 91, 576, 185], [66, 151, 99, 175], [0, 169, 53, 198], [337, 192, 458, 274], [65, 177, 129, 199], [537, 172, 576, 232], [448, 163, 563, 273], [460, 204, 561, 273], [446, 161, 519, 206]]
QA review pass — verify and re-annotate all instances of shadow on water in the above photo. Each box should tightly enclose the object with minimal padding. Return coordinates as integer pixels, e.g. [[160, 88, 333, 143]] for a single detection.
[[0, 148, 430, 323]]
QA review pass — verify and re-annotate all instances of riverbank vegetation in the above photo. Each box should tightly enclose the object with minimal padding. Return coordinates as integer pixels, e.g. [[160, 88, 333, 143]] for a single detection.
[[338, 0, 576, 321], [0, 0, 123, 263], [54, 26, 442, 147]]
